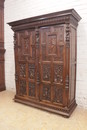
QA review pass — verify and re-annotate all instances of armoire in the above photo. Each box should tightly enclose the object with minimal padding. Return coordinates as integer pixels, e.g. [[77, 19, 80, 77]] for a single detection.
[[0, 0, 5, 91], [8, 9, 81, 117]]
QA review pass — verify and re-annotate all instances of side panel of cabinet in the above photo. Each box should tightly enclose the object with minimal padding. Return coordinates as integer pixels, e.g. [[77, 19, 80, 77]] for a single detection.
[[69, 26, 77, 103]]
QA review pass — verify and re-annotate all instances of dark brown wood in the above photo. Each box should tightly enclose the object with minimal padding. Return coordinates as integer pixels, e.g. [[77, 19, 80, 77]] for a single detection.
[[8, 9, 81, 117], [0, 0, 5, 91]]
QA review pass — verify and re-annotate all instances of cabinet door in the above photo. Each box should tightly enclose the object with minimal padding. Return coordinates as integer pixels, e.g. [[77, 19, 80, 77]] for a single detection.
[[16, 30, 37, 99], [39, 25, 65, 106]]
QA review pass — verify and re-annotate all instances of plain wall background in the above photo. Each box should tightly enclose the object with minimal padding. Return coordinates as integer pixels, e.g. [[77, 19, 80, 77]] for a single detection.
[[4, 0, 87, 108]]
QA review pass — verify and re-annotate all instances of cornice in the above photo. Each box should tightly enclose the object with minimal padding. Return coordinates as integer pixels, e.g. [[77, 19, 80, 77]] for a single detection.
[[8, 9, 81, 31]]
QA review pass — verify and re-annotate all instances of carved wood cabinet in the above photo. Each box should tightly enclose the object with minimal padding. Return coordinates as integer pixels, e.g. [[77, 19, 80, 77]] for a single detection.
[[0, 0, 5, 91], [8, 9, 81, 117]]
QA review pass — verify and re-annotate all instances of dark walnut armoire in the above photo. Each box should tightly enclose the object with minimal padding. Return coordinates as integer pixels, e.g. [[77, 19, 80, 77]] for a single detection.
[[8, 9, 81, 117], [0, 0, 5, 91]]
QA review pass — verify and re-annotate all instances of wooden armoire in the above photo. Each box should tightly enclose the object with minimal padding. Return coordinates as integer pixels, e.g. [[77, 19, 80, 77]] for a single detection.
[[8, 9, 81, 117], [0, 0, 5, 91]]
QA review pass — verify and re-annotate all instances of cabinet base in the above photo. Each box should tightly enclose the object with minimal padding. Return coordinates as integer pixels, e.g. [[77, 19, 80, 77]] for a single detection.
[[14, 95, 77, 117]]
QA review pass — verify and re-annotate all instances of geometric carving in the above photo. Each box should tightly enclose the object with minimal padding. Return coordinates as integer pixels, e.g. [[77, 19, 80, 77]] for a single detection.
[[54, 64, 63, 83], [19, 64, 26, 77], [29, 82, 35, 97], [53, 86, 63, 103], [29, 64, 35, 79], [48, 35, 57, 55], [20, 80, 26, 95], [43, 64, 51, 81], [42, 84, 51, 101], [23, 36, 30, 55]]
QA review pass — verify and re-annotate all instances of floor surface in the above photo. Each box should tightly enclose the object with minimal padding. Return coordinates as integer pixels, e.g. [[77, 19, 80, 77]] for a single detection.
[[0, 90, 87, 130]]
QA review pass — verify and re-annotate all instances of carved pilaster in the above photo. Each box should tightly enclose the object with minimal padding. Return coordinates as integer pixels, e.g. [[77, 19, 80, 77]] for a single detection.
[[65, 24, 70, 106], [66, 23, 70, 47], [65, 23, 70, 89]]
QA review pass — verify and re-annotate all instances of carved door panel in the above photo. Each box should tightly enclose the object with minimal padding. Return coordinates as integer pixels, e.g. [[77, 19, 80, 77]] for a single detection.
[[16, 30, 37, 99], [39, 26, 65, 106]]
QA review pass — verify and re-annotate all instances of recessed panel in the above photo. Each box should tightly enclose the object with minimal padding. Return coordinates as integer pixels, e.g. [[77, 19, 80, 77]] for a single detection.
[[29, 82, 36, 97], [28, 64, 35, 80], [53, 85, 63, 104], [42, 63, 51, 82], [42, 84, 51, 101], [47, 35, 57, 55], [53, 64, 63, 83], [19, 80, 27, 95], [19, 63, 26, 78]]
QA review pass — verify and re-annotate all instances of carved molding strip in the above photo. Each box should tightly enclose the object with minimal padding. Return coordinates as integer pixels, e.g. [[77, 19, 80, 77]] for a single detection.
[[11, 16, 70, 31]]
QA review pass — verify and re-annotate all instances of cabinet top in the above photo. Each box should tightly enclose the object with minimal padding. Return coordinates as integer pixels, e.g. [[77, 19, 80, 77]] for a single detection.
[[8, 9, 81, 31]]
